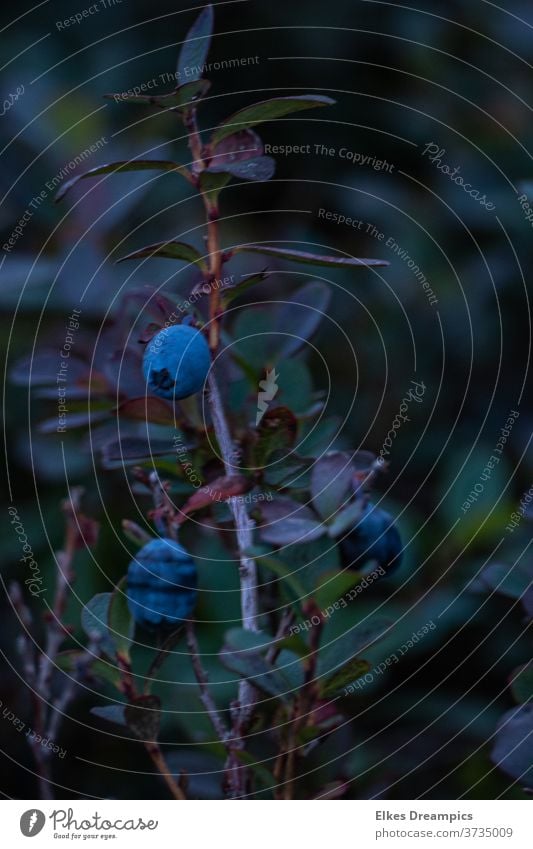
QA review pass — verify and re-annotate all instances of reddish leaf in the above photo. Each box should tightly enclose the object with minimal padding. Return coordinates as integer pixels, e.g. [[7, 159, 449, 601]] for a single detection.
[[179, 475, 252, 519], [116, 397, 176, 426]]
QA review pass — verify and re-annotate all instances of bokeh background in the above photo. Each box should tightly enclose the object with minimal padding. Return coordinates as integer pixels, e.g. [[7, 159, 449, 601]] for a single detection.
[[1, 0, 532, 799]]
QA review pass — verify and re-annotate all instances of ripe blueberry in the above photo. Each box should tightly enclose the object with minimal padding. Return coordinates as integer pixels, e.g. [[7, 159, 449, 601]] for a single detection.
[[126, 537, 197, 628], [341, 502, 403, 575], [143, 324, 210, 400]]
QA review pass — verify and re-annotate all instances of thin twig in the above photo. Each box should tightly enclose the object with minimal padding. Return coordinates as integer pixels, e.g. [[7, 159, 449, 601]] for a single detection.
[[185, 621, 229, 743]]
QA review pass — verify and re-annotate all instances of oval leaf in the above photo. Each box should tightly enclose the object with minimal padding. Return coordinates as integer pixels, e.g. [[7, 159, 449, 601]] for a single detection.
[[177, 5, 214, 84], [208, 156, 275, 182], [108, 578, 134, 660], [259, 496, 325, 545], [81, 594, 116, 658], [125, 695, 161, 742], [311, 452, 355, 521]]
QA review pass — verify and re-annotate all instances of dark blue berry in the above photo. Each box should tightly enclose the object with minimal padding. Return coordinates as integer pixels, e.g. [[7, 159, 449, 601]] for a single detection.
[[143, 324, 211, 400], [126, 537, 197, 628], [341, 502, 403, 575]]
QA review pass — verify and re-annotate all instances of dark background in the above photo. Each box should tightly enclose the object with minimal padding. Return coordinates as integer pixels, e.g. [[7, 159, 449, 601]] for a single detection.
[[1, 0, 532, 799]]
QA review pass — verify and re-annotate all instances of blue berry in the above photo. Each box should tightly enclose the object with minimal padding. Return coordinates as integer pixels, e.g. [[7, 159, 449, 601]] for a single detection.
[[126, 537, 197, 628], [341, 502, 403, 575], [143, 324, 210, 400]]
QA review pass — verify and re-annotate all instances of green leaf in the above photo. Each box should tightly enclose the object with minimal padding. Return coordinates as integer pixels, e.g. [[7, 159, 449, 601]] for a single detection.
[[177, 5, 214, 84], [313, 569, 365, 612], [56, 650, 122, 689], [319, 657, 371, 698], [327, 500, 364, 538], [223, 627, 275, 654], [81, 594, 116, 657], [199, 170, 232, 205], [117, 240, 207, 271], [212, 95, 335, 145], [219, 646, 291, 701], [511, 663, 533, 704], [233, 750, 277, 793], [230, 243, 389, 269], [311, 452, 354, 521], [125, 695, 161, 742], [54, 160, 192, 203], [220, 269, 269, 307], [248, 547, 307, 603], [106, 79, 210, 110], [101, 437, 175, 468], [252, 406, 298, 467], [317, 617, 392, 679], [108, 578, 134, 661]]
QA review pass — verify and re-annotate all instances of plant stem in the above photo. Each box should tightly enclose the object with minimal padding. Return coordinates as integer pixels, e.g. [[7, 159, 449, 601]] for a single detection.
[[185, 621, 229, 744], [183, 105, 260, 796], [145, 743, 187, 800]]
